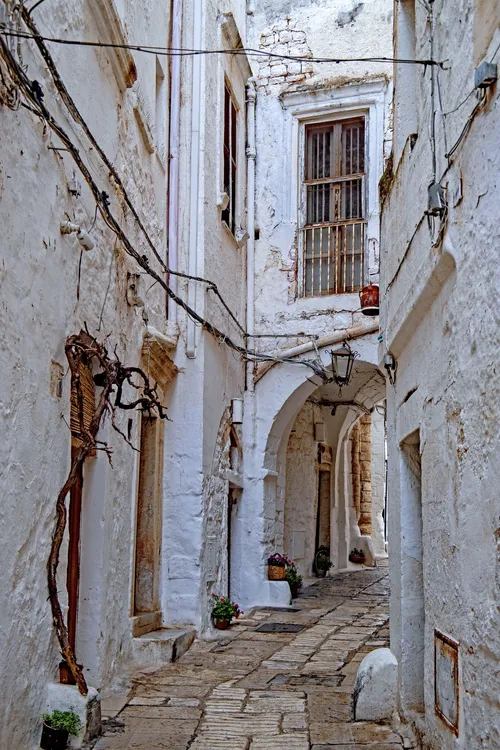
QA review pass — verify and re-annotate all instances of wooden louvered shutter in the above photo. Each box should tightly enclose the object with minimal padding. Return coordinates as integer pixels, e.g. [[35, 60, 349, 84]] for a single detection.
[[70, 360, 96, 449]]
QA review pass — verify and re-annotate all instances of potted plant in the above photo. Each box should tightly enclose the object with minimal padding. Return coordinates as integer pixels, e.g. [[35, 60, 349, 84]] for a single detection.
[[284, 560, 303, 598], [210, 593, 243, 629], [349, 548, 366, 564], [267, 553, 287, 580], [314, 546, 333, 578], [41, 709, 82, 750]]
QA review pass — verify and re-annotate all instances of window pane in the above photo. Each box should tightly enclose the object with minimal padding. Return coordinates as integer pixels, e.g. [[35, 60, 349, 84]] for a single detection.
[[303, 118, 366, 296], [306, 126, 333, 180], [341, 120, 365, 176]]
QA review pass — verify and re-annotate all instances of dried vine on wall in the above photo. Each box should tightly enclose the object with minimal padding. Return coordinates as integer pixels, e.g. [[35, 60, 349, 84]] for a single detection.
[[50, 331, 167, 695]]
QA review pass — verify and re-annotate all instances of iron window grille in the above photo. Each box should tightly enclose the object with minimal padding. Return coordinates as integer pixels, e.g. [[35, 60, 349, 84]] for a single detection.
[[222, 81, 238, 236], [302, 117, 367, 297]]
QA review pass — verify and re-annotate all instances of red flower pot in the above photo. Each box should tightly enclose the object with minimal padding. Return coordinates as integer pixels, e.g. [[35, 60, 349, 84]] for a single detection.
[[359, 283, 379, 316], [214, 620, 230, 630], [349, 554, 366, 564]]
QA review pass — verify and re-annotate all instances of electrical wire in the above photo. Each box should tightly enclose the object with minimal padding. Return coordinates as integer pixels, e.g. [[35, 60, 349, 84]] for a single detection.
[[435, 66, 449, 157], [18, 8, 246, 338], [443, 88, 475, 117], [0, 34, 328, 379], [27, 0, 50, 14], [445, 93, 486, 159], [0, 26, 444, 67]]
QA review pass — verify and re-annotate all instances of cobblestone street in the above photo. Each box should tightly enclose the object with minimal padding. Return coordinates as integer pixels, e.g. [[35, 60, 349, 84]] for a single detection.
[[96, 565, 407, 749]]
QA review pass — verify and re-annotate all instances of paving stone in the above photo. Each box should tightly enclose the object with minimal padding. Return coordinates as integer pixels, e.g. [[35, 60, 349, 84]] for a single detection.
[[250, 734, 309, 749], [98, 569, 394, 750], [121, 705, 202, 720], [307, 691, 352, 723], [196, 712, 281, 736], [167, 697, 201, 707], [283, 712, 309, 731], [245, 690, 306, 713], [312, 745, 402, 749], [128, 696, 167, 706], [190, 737, 249, 749], [310, 721, 401, 744]]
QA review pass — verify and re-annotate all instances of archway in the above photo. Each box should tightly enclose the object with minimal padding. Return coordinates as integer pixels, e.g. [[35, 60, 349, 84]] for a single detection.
[[234, 332, 387, 609]]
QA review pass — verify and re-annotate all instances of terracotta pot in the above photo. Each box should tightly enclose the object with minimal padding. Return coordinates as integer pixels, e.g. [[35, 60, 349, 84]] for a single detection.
[[349, 554, 366, 564], [268, 564, 286, 581], [316, 569, 327, 578], [290, 583, 300, 599], [214, 620, 230, 630], [40, 723, 69, 750], [359, 283, 379, 316]]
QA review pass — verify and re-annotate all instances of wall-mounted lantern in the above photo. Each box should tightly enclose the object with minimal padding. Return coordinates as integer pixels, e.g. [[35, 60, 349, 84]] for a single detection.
[[329, 341, 357, 390]]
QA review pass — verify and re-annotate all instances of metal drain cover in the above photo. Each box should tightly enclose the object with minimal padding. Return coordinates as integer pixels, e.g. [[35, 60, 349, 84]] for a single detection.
[[255, 622, 305, 633], [259, 607, 302, 613], [269, 673, 344, 687]]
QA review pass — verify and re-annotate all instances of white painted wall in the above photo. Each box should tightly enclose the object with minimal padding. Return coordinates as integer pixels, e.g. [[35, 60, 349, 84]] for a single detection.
[[0, 0, 250, 744], [381, 0, 500, 746], [246, 0, 392, 349], [371, 406, 386, 556]]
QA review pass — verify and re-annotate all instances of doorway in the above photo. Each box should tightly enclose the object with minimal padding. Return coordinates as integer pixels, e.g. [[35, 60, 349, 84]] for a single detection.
[[400, 429, 425, 710], [132, 414, 163, 634]]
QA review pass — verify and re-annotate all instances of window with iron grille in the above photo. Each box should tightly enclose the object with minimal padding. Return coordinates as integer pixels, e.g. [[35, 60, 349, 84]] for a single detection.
[[302, 117, 366, 297], [222, 81, 238, 235]]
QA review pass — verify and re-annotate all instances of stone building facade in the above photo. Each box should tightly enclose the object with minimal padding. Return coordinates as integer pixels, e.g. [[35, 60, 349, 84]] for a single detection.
[[381, 0, 500, 747], [0, 0, 393, 746]]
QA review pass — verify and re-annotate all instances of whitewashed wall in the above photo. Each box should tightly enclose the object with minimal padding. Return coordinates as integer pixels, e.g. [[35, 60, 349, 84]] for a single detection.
[[247, 0, 392, 350], [0, 0, 250, 745], [0, 0, 172, 745], [381, 0, 500, 747]]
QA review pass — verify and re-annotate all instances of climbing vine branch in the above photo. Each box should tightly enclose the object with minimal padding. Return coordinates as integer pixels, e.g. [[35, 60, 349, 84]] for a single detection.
[[49, 331, 167, 695]]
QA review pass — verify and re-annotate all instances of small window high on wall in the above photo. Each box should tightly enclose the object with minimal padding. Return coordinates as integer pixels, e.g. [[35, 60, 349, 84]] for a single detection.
[[302, 118, 366, 297], [222, 80, 238, 236]]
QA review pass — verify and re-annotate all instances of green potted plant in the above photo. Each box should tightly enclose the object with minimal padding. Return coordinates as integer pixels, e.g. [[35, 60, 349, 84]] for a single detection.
[[349, 548, 366, 564], [284, 560, 303, 598], [41, 709, 82, 750], [267, 553, 287, 580], [314, 545, 333, 578], [210, 593, 243, 629]]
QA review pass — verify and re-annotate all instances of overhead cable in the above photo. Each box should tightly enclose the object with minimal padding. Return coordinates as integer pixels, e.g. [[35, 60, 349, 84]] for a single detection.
[[19, 8, 246, 337], [0, 34, 328, 379], [0, 26, 444, 67]]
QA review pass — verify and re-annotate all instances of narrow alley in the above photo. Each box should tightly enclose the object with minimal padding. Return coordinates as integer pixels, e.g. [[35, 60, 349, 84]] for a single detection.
[[96, 565, 404, 750]]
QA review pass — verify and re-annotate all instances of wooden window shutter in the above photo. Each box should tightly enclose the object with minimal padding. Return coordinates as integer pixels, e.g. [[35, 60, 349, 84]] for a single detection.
[[70, 360, 96, 449]]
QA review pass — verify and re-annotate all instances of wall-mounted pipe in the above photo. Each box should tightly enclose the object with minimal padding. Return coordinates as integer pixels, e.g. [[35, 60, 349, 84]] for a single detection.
[[166, 0, 182, 322], [186, 0, 203, 357], [246, 78, 257, 393], [255, 322, 379, 382]]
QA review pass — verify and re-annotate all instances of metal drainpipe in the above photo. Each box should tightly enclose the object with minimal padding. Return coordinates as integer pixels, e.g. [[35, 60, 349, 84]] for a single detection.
[[167, 0, 182, 322], [186, 0, 203, 357], [246, 78, 257, 393]]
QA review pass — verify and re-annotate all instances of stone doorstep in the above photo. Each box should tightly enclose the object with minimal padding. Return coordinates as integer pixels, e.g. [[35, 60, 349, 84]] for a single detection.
[[131, 627, 197, 668]]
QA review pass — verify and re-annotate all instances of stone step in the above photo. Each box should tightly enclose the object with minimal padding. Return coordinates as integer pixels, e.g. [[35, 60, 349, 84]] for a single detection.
[[131, 627, 196, 668]]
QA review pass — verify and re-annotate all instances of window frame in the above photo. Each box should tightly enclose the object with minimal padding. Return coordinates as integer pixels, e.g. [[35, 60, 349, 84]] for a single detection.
[[299, 114, 368, 298], [221, 77, 239, 237]]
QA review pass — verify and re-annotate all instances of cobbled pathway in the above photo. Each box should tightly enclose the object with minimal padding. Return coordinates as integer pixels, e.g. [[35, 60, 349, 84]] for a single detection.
[[96, 564, 411, 749]]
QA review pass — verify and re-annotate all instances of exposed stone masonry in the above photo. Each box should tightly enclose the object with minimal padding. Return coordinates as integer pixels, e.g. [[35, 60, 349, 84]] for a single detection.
[[95, 566, 411, 749], [351, 416, 373, 537], [257, 19, 313, 89]]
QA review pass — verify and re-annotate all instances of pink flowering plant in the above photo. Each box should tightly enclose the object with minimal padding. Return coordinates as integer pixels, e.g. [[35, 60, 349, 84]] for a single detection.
[[210, 593, 243, 622], [267, 553, 288, 568]]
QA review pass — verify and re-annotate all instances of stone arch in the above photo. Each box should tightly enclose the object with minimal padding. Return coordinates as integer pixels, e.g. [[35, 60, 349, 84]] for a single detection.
[[234, 332, 386, 609]]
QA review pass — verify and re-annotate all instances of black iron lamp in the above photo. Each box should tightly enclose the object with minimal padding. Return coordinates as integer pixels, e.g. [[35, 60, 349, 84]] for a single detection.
[[329, 341, 357, 389]]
